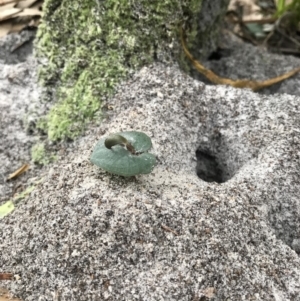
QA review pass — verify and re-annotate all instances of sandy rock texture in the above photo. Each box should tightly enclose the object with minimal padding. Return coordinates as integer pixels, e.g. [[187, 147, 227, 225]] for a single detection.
[[0, 30, 45, 204], [1, 62, 300, 300]]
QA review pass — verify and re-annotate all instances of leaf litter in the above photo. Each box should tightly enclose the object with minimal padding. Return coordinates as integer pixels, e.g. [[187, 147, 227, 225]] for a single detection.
[[0, 0, 42, 38]]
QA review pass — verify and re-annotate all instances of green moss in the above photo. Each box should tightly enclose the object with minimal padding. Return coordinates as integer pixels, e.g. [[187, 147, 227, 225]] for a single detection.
[[31, 143, 57, 165], [36, 0, 204, 141]]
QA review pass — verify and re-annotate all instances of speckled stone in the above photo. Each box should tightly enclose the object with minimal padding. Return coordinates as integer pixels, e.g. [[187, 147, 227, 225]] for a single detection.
[[1, 63, 300, 300]]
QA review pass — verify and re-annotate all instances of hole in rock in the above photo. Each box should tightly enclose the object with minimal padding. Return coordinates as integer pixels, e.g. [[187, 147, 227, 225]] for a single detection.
[[196, 150, 223, 183], [195, 130, 241, 183], [208, 47, 232, 61]]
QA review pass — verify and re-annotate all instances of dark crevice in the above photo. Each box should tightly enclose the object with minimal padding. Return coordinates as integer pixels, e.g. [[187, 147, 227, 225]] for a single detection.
[[195, 130, 237, 184], [196, 150, 223, 183], [207, 47, 232, 61]]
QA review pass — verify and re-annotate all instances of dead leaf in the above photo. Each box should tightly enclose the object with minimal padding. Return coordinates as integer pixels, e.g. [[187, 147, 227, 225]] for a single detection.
[[16, 0, 39, 9], [0, 0, 42, 37], [0, 20, 11, 37], [13, 7, 41, 17], [0, 3, 15, 12], [0, 0, 18, 6], [0, 273, 13, 281], [9, 21, 27, 33], [0, 7, 21, 21], [7, 164, 29, 180], [30, 0, 42, 8], [228, 0, 264, 22]]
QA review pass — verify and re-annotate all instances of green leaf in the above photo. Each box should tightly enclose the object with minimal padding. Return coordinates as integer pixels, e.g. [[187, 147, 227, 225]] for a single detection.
[[245, 23, 266, 38], [0, 201, 14, 219], [90, 131, 156, 177]]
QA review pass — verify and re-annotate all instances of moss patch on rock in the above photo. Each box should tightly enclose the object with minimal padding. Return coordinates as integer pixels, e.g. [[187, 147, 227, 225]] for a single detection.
[[36, 0, 206, 141], [31, 142, 57, 165]]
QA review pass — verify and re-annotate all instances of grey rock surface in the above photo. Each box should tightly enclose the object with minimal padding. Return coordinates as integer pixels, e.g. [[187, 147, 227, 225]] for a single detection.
[[1, 62, 300, 300], [0, 30, 47, 204], [193, 0, 230, 59], [0, 30, 35, 65]]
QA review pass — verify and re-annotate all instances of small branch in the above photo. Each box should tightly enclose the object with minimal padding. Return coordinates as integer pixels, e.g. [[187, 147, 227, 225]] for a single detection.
[[161, 224, 179, 236], [0, 273, 13, 280], [180, 25, 300, 91]]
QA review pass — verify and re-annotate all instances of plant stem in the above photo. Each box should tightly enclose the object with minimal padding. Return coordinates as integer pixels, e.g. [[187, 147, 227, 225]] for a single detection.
[[105, 134, 136, 154]]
